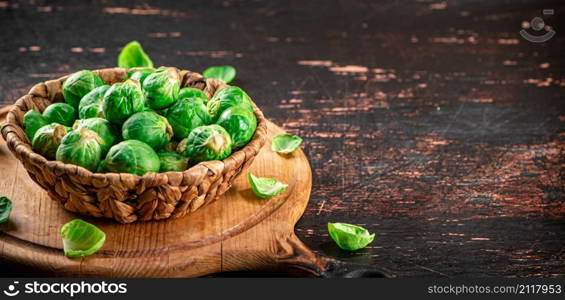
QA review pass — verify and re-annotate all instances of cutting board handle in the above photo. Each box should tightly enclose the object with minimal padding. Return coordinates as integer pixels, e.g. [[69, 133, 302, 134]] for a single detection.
[[275, 233, 392, 278]]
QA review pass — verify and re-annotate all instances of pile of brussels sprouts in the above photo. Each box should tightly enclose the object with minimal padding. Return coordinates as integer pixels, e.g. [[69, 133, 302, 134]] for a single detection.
[[23, 68, 257, 175]]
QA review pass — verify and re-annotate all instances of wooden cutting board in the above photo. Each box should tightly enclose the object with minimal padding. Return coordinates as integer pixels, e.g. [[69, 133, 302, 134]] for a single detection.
[[0, 106, 389, 278]]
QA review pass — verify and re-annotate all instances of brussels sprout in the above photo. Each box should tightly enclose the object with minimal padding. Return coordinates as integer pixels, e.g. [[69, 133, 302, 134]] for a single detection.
[[78, 85, 110, 119], [128, 68, 154, 83], [96, 159, 108, 173], [23, 109, 49, 141], [122, 111, 173, 150], [32, 123, 71, 160], [177, 125, 232, 163], [207, 86, 253, 121], [166, 98, 211, 141], [56, 128, 103, 172], [216, 105, 257, 148], [73, 118, 118, 154], [178, 87, 208, 102], [0, 196, 13, 224], [62, 70, 105, 108], [158, 151, 189, 172], [43, 103, 77, 127], [105, 140, 160, 175], [143, 68, 180, 109], [102, 79, 145, 125]]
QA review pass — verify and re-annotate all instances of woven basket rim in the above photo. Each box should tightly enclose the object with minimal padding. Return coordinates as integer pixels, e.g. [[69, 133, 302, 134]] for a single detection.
[[1, 67, 268, 184]]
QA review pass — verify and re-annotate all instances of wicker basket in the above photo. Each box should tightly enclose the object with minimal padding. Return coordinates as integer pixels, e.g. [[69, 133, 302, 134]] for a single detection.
[[0, 67, 267, 223]]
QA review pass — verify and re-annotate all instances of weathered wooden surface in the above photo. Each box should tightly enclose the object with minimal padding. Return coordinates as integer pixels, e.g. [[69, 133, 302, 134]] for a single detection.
[[0, 0, 563, 277]]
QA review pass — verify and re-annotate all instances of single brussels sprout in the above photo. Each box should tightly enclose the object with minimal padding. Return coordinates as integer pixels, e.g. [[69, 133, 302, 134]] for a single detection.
[[178, 87, 208, 102], [122, 111, 173, 150], [207, 86, 253, 121], [102, 79, 145, 125], [177, 125, 232, 163], [78, 85, 110, 119], [97, 159, 108, 173], [62, 70, 105, 108], [216, 105, 257, 148], [128, 68, 154, 83], [142, 68, 180, 109], [42, 103, 77, 127], [32, 123, 71, 160], [73, 118, 118, 154], [158, 151, 189, 172], [166, 97, 211, 141], [23, 109, 49, 141], [56, 128, 103, 172], [105, 140, 160, 175]]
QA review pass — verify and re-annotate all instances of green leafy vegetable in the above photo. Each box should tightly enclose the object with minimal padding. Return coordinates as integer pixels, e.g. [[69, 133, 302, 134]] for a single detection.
[[73, 118, 118, 155], [178, 87, 209, 103], [96, 159, 108, 173], [327, 222, 375, 251], [142, 67, 180, 110], [158, 151, 189, 172], [105, 140, 160, 175], [207, 86, 253, 121], [32, 123, 71, 160], [0, 196, 13, 224], [247, 173, 288, 199], [122, 111, 173, 150], [216, 105, 256, 148], [62, 70, 105, 108], [78, 85, 110, 119], [126, 68, 154, 83], [23, 109, 49, 141], [203, 65, 237, 84], [60, 219, 106, 258], [166, 97, 211, 141], [177, 125, 232, 163], [43, 103, 77, 127], [271, 133, 303, 154], [102, 79, 145, 125], [118, 41, 154, 69], [56, 128, 103, 172]]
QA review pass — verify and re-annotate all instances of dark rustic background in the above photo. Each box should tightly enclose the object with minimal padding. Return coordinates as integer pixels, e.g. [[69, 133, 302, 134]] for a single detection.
[[0, 0, 563, 277]]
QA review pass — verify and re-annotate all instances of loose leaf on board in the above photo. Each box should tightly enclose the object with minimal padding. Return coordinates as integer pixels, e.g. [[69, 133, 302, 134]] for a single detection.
[[60, 219, 106, 258], [248, 173, 288, 199], [271, 133, 303, 154]]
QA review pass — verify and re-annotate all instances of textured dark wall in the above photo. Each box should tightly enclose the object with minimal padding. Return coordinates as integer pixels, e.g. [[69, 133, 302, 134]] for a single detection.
[[0, 0, 563, 277]]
